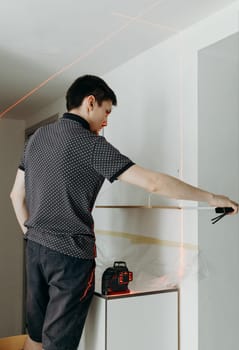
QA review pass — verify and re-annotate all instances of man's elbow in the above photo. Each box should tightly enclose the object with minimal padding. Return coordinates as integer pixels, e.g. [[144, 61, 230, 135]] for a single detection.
[[10, 190, 20, 202], [146, 177, 159, 194], [146, 172, 166, 194], [10, 190, 15, 200]]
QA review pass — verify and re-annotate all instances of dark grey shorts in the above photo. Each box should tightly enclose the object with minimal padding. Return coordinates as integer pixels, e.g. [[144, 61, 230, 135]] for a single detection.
[[25, 240, 95, 350]]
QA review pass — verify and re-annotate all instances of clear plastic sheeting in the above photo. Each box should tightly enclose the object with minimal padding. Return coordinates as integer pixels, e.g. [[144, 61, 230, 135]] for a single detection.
[[94, 230, 204, 293]]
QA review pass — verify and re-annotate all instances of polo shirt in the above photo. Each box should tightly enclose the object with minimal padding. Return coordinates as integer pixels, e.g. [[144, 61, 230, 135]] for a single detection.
[[19, 113, 135, 258]]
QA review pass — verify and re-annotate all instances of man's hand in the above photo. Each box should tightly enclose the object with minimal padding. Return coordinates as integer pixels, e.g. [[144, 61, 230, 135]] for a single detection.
[[207, 194, 238, 215]]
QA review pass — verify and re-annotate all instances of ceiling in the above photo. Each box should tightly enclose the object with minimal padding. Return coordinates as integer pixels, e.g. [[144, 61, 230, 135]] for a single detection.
[[0, 0, 237, 120]]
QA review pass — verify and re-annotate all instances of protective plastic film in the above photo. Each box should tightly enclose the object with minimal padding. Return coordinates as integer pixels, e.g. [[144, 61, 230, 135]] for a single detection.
[[94, 229, 208, 293]]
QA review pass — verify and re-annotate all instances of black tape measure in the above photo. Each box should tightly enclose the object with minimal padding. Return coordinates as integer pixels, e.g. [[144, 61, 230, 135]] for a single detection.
[[211, 207, 233, 224]]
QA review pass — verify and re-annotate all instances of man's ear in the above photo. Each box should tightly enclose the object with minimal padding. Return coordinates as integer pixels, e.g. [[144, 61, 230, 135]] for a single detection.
[[87, 95, 96, 110]]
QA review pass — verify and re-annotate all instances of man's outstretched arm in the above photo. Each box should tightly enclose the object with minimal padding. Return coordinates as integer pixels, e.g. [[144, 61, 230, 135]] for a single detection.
[[10, 169, 28, 234], [118, 165, 239, 214]]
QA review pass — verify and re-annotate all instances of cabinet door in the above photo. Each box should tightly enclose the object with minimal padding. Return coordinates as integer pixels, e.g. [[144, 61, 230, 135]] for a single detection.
[[107, 292, 178, 350], [80, 296, 106, 350]]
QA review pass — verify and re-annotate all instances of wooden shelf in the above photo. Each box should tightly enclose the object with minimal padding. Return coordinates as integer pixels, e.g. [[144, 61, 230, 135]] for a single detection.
[[95, 205, 181, 209], [95, 205, 214, 210]]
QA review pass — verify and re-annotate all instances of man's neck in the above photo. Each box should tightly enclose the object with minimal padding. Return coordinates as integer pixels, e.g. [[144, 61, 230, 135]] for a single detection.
[[68, 108, 90, 124]]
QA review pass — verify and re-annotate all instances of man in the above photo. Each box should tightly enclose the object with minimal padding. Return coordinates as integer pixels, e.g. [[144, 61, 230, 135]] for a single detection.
[[10, 75, 238, 350]]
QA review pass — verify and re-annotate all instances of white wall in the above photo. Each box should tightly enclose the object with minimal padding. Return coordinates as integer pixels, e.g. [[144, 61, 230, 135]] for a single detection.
[[0, 118, 25, 336], [96, 33, 182, 207], [198, 32, 239, 350]]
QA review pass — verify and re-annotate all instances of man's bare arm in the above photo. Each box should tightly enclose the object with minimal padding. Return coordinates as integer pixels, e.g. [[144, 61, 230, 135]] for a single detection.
[[10, 169, 28, 234], [118, 165, 239, 214]]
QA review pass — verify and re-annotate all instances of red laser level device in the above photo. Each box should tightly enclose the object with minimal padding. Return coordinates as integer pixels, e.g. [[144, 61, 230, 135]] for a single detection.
[[102, 261, 133, 295]]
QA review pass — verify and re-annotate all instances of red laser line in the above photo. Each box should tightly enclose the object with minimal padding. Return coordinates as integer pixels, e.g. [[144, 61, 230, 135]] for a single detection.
[[112, 12, 179, 33], [0, 0, 169, 119], [0, 18, 138, 118]]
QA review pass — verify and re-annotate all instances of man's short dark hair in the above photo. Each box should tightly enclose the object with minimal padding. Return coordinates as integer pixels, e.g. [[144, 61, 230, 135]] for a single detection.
[[66, 75, 117, 111]]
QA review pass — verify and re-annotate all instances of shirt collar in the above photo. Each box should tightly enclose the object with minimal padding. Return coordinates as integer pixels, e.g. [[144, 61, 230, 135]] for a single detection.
[[62, 113, 90, 130]]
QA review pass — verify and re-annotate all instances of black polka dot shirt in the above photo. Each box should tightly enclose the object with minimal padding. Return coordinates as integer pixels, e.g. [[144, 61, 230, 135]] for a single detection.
[[19, 113, 134, 258]]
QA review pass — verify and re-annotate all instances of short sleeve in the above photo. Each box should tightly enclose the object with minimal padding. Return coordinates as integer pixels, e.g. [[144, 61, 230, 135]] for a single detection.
[[91, 136, 135, 183], [18, 141, 28, 171]]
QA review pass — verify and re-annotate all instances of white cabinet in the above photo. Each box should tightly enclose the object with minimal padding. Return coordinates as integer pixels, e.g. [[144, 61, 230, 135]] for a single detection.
[[80, 289, 179, 350]]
